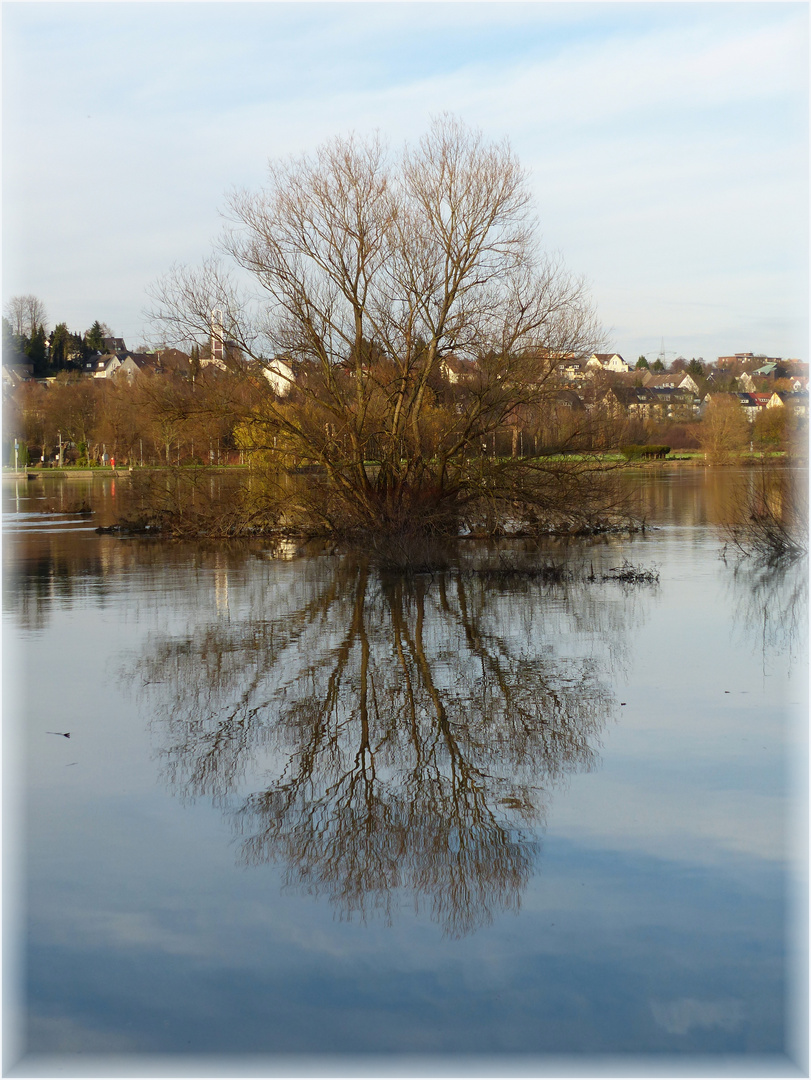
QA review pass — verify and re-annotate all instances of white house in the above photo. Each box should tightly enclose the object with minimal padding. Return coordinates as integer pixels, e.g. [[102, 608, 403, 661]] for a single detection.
[[440, 355, 478, 384], [110, 355, 155, 383], [737, 371, 756, 393], [84, 353, 121, 379], [262, 357, 295, 396], [557, 358, 587, 382], [643, 371, 700, 395], [587, 353, 630, 374]]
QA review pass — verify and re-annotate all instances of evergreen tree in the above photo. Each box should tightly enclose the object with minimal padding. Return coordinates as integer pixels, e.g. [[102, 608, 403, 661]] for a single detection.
[[25, 324, 48, 377], [85, 320, 105, 352], [189, 343, 201, 379], [71, 331, 90, 364], [49, 322, 71, 370]]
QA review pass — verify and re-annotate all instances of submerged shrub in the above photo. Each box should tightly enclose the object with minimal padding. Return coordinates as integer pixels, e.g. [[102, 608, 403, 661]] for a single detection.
[[600, 560, 660, 584], [723, 460, 809, 565], [147, 117, 623, 539]]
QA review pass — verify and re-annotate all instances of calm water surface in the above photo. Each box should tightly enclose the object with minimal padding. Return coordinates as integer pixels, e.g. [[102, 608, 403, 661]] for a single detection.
[[2, 469, 807, 1076]]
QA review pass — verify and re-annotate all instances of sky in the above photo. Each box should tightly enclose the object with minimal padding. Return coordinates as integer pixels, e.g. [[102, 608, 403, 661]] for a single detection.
[[2, 1, 809, 364]]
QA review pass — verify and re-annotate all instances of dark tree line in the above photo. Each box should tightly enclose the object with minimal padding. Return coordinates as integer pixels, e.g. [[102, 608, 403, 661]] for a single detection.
[[3, 301, 112, 379]]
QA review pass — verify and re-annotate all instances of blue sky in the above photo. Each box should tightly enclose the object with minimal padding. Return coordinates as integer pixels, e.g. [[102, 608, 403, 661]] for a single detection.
[[3, 2, 808, 363]]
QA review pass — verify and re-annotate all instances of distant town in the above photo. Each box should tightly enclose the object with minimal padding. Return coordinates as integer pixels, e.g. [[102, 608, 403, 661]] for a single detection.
[[2, 295, 807, 469]]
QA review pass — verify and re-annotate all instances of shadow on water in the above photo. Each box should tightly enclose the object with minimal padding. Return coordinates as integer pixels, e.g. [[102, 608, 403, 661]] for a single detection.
[[124, 547, 656, 937]]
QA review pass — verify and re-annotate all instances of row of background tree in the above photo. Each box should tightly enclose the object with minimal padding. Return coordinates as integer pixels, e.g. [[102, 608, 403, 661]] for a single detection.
[[4, 364, 245, 468], [3, 293, 803, 468], [4, 358, 801, 471]]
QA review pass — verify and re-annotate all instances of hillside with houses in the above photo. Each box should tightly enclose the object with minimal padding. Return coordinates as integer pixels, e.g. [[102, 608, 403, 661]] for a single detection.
[[2, 302, 807, 468]]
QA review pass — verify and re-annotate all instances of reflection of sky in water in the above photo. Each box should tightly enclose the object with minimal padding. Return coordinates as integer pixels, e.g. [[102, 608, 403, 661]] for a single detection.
[[4, 476, 807, 1072]]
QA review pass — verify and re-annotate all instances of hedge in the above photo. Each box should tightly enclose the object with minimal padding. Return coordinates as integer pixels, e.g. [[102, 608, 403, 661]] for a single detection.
[[620, 444, 671, 460]]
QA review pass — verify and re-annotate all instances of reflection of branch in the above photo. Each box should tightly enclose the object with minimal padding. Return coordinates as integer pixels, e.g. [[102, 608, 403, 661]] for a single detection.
[[449, 572, 603, 779], [131, 556, 636, 935], [726, 554, 808, 675], [722, 460, 809, 565]]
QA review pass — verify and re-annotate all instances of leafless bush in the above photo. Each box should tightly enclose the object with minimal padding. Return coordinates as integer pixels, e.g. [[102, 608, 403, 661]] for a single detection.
[[120, 467, 290, 538], [147, 117, 621, 538], [601, 560, 659, 584], [368, 532, 455, 574], [723, 459, 808, 565]]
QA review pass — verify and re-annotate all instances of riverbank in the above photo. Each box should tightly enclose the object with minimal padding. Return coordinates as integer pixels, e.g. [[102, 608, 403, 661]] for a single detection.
[[2, 465, 251, 481], [2, 453, 790, 484]]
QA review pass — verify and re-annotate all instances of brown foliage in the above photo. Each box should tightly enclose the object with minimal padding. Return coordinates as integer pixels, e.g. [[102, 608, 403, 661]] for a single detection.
[[697, 395, 751, 464]]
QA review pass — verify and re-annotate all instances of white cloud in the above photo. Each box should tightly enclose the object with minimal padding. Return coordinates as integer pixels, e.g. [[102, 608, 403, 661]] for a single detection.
[[25, 1014, 138, 1054], [548, 770, 788, 866], [651, 997, 745, 1036]]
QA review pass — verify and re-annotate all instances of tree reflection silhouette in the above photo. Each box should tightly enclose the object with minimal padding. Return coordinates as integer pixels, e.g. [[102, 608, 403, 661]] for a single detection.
[[726, 552, 808, 676], [135, 554, 634, 936]]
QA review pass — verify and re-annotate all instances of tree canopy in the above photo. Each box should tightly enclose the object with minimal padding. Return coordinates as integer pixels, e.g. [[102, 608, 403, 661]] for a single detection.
[[4, 294, 47, 339], [149, 117, 617, 538], [84, 320, 106, 352]]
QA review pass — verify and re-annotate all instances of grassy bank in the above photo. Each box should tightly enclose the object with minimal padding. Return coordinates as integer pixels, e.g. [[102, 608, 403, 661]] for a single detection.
[[3, 452, 794, 483]]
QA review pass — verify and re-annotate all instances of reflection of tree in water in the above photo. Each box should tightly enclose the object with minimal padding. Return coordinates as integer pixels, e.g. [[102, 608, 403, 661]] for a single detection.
[[726, 553, 808, 676], [133, 553, 642, 936], [2, 529, 115, 631]]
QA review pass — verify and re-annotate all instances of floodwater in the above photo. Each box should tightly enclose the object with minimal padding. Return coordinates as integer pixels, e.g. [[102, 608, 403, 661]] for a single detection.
[[2, 469, 808, 1077]]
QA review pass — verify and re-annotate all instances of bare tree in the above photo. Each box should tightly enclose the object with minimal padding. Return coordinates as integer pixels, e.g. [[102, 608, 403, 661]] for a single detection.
[[47, 374, 102, 460], [149, 117, 615, 537], [698, 394, 751, 465], [723, 457, 808, 563], [4, 294, 48, 338]]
